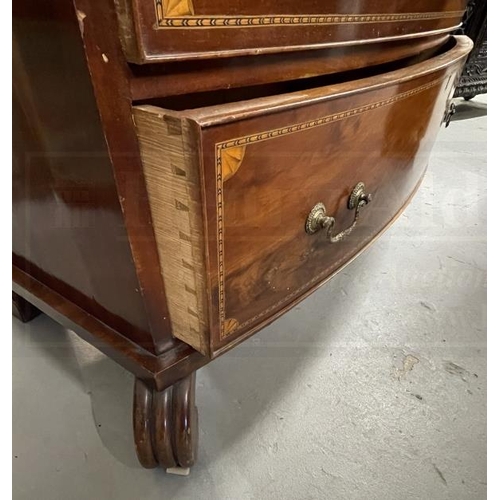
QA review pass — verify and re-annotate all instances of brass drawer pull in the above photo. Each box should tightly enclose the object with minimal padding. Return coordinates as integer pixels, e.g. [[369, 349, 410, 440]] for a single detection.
[[305, 182, 372, 243], [444, 102, 456, 128]]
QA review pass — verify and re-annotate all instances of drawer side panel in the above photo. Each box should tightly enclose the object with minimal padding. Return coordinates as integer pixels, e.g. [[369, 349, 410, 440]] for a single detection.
[[133, 108, 209, 354]]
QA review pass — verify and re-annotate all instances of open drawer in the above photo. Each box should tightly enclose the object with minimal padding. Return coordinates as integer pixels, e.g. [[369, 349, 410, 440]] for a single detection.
[[132, 36, 471, 357], [115, 0, 467, 63]]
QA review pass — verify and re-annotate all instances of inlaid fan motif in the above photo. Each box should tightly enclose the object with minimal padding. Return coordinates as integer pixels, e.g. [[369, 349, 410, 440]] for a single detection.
[[157, 0, 194, 18], [221, 146, 246, 182]]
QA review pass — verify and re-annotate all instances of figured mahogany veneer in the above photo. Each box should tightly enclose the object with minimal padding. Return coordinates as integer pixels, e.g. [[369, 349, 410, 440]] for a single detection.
[[115, 0, 467, 63], [133, 36, 471, 357]]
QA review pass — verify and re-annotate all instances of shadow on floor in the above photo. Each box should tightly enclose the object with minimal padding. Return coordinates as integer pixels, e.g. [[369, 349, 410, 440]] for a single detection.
[[12, 248, 377, 476], [451, 98, 487, 122]]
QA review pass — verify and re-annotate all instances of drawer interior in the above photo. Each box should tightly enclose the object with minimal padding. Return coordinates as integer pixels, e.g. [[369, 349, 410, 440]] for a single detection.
[[135, 37, 453, 112]]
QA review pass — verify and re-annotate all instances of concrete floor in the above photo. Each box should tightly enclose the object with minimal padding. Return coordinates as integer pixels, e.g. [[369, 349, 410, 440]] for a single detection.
[[13, 95, 487, 500]]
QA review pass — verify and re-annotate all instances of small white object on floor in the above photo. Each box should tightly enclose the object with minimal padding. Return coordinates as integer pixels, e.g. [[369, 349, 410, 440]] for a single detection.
[[166, 467, 190, 476]]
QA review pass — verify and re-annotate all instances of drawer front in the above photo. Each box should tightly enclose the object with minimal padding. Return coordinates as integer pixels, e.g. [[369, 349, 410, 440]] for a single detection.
[[133, 37, 471, 357], [116, 0, 466, 63]]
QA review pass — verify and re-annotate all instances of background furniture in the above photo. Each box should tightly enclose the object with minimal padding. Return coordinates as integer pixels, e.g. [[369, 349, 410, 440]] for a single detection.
[[454, 0, 487, 99]]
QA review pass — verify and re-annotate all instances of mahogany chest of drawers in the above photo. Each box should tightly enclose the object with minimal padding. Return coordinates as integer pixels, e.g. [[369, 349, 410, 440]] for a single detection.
[[13, 0, 471, 473]]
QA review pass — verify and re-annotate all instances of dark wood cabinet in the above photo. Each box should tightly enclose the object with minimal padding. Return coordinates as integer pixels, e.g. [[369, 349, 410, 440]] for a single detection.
[[12, 0, 471, 474]]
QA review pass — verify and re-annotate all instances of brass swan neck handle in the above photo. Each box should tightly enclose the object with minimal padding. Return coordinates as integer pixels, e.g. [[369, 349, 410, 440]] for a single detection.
[[305, 182, 372, 243]]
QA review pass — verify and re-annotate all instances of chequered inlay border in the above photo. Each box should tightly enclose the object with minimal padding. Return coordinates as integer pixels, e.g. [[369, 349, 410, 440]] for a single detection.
[[215, 77, 444, 339], [155, 4, 464, 29]]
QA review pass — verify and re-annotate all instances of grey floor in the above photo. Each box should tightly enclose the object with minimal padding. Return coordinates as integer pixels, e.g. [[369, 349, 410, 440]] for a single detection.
[[13, 95, 487, 500]]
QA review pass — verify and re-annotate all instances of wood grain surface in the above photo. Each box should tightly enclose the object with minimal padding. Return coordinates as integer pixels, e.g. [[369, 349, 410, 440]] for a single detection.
[[114, 0, 466, 62], [12, 0, 163, 351], [133, 36, 471, 356]]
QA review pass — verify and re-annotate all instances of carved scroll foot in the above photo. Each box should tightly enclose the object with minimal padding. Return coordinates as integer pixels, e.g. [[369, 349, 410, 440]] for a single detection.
[[12, 292, 41, 323], [133, 372, 198, 472]]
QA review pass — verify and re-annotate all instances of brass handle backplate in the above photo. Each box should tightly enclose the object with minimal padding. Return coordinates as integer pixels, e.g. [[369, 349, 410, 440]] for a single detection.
[[305, 182, 372, 243]]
